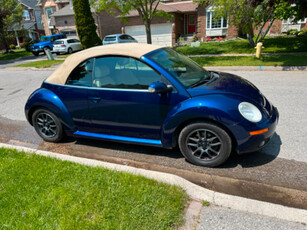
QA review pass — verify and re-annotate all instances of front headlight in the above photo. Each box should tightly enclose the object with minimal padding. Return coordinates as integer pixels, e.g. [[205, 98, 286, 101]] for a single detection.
[[238, 102, 262, 122]]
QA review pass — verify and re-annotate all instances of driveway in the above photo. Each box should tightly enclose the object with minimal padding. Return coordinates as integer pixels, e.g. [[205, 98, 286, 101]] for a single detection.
[[0, 68, 306, 208]]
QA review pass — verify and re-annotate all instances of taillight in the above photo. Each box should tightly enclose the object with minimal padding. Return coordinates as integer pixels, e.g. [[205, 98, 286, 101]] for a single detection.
[[60, 45, 66, 47]]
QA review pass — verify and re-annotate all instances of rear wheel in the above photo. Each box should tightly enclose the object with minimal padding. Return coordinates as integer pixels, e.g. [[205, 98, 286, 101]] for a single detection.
[[178, 122, 232, 167], [32, 109, 64, 142], [67, 48, 73, 54]]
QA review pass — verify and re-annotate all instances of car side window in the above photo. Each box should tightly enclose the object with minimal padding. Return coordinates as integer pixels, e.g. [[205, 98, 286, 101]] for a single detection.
[[93, 56, 162, 89], [66, 59, 93, 86]]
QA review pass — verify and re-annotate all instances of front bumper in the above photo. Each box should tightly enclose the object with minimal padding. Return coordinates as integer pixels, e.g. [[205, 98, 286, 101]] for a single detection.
[[235, 106, 279, 154], [31, 48, 44, 53]]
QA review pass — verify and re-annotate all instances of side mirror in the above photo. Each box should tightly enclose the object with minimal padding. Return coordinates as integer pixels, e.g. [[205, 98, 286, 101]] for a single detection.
[[148, 82, 173, 94]]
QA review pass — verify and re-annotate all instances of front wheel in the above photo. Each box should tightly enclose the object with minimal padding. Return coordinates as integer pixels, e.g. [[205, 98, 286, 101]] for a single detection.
[[32, 109, 64, 142], [32, 52, 39, 56], [178, 122, 232, 167]]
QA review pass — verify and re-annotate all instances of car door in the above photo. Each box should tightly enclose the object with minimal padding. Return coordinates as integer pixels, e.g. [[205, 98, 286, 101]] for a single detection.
[[50, 59, 93, 131], [87, 56, 187, 140]]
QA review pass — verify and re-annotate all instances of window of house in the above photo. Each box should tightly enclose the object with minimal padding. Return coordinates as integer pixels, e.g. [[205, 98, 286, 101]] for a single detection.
[[206, 11, 228, 29], [46, 7, 56, 19], [66, 59, 93, 87], [23, 10, 31, 20], [93, 56, 161, 89]]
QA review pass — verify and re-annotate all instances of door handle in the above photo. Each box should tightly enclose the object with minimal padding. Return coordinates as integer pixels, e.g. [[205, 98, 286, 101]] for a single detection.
[[88, 96, 101, 102]]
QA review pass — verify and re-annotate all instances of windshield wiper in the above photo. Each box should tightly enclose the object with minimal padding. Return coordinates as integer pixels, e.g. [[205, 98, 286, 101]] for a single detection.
[[189, 72, 214, 88]]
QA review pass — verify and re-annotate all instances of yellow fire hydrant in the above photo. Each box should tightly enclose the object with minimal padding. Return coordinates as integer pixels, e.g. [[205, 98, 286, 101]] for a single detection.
[[255, 42, 264, 58]]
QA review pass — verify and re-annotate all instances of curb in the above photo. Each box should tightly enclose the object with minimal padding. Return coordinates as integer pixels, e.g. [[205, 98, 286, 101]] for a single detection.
[[1, 143, 306, 223]]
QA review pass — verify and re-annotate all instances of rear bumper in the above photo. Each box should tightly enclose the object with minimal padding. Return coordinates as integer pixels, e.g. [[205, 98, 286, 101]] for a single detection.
[[236, 106, 279, 154]]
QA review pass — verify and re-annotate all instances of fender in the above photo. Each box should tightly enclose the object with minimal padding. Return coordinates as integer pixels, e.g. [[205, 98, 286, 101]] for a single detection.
[[25, 88, 76, 135], [161, 94, 246, 148]]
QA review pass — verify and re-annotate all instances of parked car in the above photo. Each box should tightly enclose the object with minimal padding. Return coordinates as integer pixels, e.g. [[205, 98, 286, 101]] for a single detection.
[[103, 34, 137, 45], [30, 34, 67, 56], [25, 43, 278, 167], [53, 38, 82, 55]]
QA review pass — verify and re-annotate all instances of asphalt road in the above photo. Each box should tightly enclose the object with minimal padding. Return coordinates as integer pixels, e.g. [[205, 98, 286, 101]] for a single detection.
[[0, 69, 306, 162], [0, 68, 307, 208]]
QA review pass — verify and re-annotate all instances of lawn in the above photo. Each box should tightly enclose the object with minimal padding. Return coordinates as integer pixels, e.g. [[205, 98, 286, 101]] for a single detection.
[[0, 148, 188, 229], [13, 59, 64, 68], [176, 36, 307, 55], [192, 54, 307, 66], [0, 49, 32, 60]]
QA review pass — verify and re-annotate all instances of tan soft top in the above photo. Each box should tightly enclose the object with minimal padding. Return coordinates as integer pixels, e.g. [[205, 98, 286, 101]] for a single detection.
[[46, 43, 163, 85]]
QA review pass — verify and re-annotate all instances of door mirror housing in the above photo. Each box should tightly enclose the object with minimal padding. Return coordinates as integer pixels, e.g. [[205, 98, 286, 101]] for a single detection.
[[148, 82, 173, 94]]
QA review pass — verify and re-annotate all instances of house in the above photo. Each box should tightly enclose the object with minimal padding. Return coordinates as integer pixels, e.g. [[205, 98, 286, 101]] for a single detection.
[[121, 0, 238, 46], [36, 0, 121, 39], [37, 0, 306, 47], [10, 0, 44, 46]]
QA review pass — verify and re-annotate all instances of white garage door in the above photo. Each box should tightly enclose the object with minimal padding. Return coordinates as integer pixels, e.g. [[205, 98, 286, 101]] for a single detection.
[[125, 23, 172, 46]]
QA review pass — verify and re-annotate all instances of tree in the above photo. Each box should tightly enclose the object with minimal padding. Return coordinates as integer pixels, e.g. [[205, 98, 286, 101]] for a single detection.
[[91, 0, 171, 44], [195, 0, 305, 46], [73, 0, 101, 49], [0, 0, 23, 53]]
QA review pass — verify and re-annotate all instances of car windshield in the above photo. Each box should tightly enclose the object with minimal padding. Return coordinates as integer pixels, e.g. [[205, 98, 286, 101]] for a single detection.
[[40, 37, 50, 42], [146, 48, 211, 88]]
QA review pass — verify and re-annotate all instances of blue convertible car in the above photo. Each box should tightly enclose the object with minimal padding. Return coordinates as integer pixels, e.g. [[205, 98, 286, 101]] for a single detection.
[[25, 43, 278, 167]]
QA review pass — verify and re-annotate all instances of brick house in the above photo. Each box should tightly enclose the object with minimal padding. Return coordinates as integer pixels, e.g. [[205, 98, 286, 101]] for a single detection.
[[37, 0, 306, 47], [10, 0, 44, 46], [121, 0, 238, 46], [36, 0, 121, 39]]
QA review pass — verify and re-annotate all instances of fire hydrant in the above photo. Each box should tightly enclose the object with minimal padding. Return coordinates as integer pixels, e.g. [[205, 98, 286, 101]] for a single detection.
[[255, 42, 264, 58]]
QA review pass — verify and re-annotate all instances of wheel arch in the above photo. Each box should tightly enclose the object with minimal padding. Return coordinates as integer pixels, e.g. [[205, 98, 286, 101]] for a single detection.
[[171, 117, 238, 151], [25, 88, 76, 135]]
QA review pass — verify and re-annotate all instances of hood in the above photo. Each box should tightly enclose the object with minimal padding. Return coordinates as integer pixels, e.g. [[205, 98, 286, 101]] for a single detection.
[[32, 41, 50, 47], [187, 72, 264, 105]]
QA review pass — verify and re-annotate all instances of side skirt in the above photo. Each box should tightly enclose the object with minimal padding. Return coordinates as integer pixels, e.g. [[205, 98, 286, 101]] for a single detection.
[[73, 131, 163, 147]]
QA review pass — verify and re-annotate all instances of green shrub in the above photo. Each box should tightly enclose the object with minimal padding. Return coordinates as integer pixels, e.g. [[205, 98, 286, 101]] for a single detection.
[[9, 44, 16, 49], [298, 28, 307, 36], [24, 38, 34, 52], [20, 43, 25, 48], [287, 29, 298, 35], [73, 0, 101, 49]]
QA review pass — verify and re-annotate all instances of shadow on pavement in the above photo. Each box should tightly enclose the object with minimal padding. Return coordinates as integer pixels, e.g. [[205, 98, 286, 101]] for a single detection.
[[67, 132, 282, 168], [220, 132, 282, 168]]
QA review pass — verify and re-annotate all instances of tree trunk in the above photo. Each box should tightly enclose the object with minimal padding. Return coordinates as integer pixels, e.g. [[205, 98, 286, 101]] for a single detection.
[[144, 20, 152, 44], [0, 20, 9, 53], [246, 24, 255, 47]]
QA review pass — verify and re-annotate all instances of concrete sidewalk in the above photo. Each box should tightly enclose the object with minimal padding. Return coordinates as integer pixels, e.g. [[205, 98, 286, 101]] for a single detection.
[[0, 143, 306, 230]]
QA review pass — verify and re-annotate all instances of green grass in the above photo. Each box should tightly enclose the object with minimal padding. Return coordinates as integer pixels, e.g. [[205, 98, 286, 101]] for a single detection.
[[192, 54, 307, 66], [57, 54, 72, 59], [0, 148, 188, 229], [176, 36, 307, 55], [0, 49, 32, 60], [13, 59, 64, 68]]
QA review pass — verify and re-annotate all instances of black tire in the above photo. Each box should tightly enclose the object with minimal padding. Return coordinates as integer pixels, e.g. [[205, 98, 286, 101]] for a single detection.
[[32, 52, 39, 56], [178, 122, 232, 167], [32, 109, 64, 143], [56, 52, 60, 55], [67, 48, 73, 54]]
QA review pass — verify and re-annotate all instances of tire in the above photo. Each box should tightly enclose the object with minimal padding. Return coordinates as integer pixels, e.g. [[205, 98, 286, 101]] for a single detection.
[[32, 52, 39, 56], [32, 109, 64, 143], [178, 122, 232, 167], [67, 48, 73, 54], [56, 52, 60, 55]]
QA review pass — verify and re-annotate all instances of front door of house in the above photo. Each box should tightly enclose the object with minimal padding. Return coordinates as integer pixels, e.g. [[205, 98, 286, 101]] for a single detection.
[[187, 14, 196, 34]]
